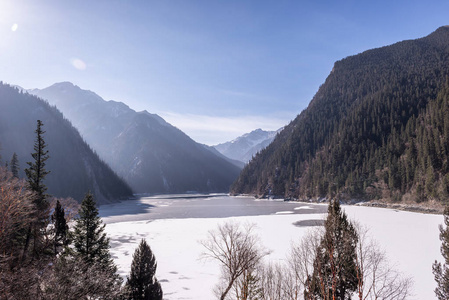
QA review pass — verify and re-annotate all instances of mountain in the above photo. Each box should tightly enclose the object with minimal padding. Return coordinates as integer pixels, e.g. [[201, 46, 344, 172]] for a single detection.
[[30, 82, 242, 194], [231, 26, 449, 204], [214, 128, 280, 164], [202, 144, 246, 169], [0, 82, 133, 204]]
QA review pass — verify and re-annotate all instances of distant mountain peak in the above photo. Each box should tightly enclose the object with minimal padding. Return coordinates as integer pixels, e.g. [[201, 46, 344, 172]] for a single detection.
[[215, 128, 280, 163], [52, 81, 76, 88]]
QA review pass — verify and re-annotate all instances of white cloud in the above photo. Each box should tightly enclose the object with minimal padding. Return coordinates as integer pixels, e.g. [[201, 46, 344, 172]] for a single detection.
[[159, 112, 294, 145]]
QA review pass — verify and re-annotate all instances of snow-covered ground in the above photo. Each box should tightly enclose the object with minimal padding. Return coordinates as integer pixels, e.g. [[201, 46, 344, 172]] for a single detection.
[[104, 203, 443, 300]]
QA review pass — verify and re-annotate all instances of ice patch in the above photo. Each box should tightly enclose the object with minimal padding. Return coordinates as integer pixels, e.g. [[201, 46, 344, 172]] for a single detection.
[[294, 206, 313, 210]]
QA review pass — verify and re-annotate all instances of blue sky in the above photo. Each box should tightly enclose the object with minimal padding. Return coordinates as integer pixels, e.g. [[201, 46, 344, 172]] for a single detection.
[[1, 0, 449, 145]]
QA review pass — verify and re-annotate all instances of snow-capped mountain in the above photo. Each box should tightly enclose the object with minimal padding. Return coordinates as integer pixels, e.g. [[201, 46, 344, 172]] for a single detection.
[[30, 82, 242, 194], [214, 128, 281, 163]]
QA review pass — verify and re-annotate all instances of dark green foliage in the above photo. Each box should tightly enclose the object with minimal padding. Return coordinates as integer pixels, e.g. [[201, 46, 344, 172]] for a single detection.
[[25, 120, 50, 208], [51, 199, 68, 255], [305, 200, 358, 300], [231, 27, 449, 203], [125, 239, 163, 300], [433, 206, 449, 299], [23, 120, 51, 259], [72, 192, 115, 269], [10, 152, 19, 178]]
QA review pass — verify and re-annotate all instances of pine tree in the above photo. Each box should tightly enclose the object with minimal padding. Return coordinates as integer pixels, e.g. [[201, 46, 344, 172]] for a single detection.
[[72, 192, 116, 271], [433, 206, 449, 299], [125, 239, 163, 300], [10, 152, 19, 178], [23, 120, 51, 259], [305, 200, 359, 299], [25, 120, 50, 206], [51, 200, 68, 255]]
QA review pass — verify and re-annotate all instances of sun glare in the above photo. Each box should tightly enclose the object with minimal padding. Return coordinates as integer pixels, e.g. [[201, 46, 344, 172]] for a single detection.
[[71, 58, 87, 71], [11, 23, 18, 31]]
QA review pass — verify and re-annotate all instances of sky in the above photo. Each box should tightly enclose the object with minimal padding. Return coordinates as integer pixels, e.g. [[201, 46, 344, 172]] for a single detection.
[[1, 0, 449, 145]]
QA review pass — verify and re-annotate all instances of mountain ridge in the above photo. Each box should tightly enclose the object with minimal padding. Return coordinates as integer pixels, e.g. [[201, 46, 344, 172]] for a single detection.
[[231, 26, 449, 204], [30, 83, 242, 194], [0, 82, 133, 204], [214, 128, 281, 163]]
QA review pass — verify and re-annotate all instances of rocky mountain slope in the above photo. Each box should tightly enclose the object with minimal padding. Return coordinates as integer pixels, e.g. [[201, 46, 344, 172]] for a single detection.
[[0, 83, 133, 203], [214, 128, 280, 164], [30, 83, 242, 194]]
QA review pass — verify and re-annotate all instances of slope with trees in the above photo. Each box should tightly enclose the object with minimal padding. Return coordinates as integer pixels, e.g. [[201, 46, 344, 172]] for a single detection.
[[231, 26, 449, 204], [30, 82, 242, 194], [0, 82, 132, 203]]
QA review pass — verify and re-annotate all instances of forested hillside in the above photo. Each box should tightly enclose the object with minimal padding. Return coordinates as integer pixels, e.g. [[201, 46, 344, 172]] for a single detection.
[[31, 82, 242, 194], [231, 26, 449, 204], [0, 83, 133, 203]]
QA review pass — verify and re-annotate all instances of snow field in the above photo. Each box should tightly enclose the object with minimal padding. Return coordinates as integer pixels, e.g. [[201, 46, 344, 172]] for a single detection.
[[105, 206, 443, 300]]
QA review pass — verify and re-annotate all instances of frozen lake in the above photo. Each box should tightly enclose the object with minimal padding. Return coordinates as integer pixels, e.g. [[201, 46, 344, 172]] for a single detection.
[[99, 194, 328, 223], [100, 194, 443, 300]]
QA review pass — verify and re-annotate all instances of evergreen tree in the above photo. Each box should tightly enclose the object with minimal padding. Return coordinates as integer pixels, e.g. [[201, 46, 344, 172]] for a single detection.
[[125, 239, 163, 300], [433, 206, 449, 299], [51, 200, 68, 255], [10, 152, 19, 178], [72, 192, 116, 271], [305, 200, 358, 299], [23, 120, 51, 259], [25, 120, 50, 205]]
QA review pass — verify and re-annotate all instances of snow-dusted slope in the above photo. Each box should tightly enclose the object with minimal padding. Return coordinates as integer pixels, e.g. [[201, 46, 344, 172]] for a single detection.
[[214, 128, 281, 163], [30, 82, 242, 194]]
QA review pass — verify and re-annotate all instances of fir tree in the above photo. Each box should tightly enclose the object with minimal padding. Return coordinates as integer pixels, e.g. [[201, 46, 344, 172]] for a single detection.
[[51, 200, 68, 255], [72, 192, 116, 271], [433, 206, 449, 299], [23, 120, 51, 259], [305, 200, 359, 300], [10, 152, 19, 178], [25, 120, 50, 205], [125, 239, 163, 300]]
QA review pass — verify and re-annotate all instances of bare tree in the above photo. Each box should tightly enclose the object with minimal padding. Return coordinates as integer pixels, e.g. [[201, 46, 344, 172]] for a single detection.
[[289, 228, 323, 300], [200, 221, 269, 300], [259, 220, 412, 300], [257, 262, 286, 300], [354, 223, 413, 300], [256, 229, 322, 300], [0, 167, 35, 265], [42, 255, 123, 300], [234, 268, 262, 300]]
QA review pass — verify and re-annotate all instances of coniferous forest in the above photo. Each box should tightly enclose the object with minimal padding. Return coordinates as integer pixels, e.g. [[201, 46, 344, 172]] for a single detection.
[[231, 26, 449, 204]]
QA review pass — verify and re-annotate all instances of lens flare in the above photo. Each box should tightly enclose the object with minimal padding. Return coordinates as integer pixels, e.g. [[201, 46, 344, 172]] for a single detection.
[[71, 58, 87, 70]]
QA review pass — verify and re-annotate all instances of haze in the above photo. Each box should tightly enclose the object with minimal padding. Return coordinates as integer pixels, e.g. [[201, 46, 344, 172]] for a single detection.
[[1, 0, 448, 144]]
